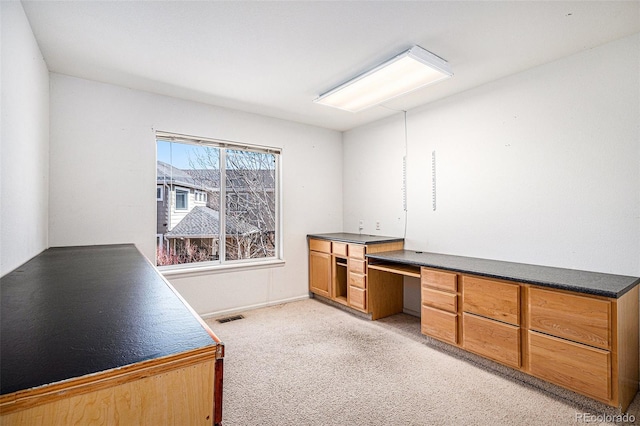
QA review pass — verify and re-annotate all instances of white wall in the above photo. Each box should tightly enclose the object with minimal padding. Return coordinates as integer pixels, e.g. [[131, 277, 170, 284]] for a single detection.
[[345, 34, 640, 312], [0, 1, 50, 276], [49, 74, 343, 315]]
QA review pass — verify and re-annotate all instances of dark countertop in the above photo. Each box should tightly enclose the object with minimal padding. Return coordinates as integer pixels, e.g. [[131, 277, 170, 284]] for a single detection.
[[308, 232, 404, 245], [0, 244, 218, 396], [367, 250, 640, 299]]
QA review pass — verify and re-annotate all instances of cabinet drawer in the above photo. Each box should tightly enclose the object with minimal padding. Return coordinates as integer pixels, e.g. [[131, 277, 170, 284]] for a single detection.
[[332, 242, 348, 257], [463, 313, 520, 368], [348, 244, 366, 260], [421, 268, 457, 292], [349, 259, 366, 275], [349, 273, 366, 289], [422, 288, 457, 313], [309, 239, 331, 254], [528, 330, 611, 402], [421, 305, 457, 345], [349, 286, 366, 311], [462, 276, 520, 325], [528, 287, 610, 350]]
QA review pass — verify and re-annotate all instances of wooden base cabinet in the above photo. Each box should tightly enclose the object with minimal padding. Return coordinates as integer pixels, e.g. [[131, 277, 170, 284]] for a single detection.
[[525, 285, 638, 409], [0, 245, 224, 426], [419, 267, 639, 411], [421, 268, 459, 345], [309, 251, 331, 298], [462, 276, 521, 368], [308, 237, 404, 320]]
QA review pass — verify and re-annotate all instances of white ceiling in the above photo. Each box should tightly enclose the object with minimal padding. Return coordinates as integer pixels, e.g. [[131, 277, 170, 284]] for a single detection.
[[21, 1, 640, 132]]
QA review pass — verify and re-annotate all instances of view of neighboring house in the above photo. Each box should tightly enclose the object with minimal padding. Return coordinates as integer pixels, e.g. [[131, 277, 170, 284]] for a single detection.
[[156, 161, 275, 265]]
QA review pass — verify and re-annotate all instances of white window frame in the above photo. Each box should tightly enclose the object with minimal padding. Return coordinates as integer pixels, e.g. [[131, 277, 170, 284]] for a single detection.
[[174, 188, 189, 211], [156, 131, 283, 275], [195, 190, 207, 203], [157, 186, 164, 201]]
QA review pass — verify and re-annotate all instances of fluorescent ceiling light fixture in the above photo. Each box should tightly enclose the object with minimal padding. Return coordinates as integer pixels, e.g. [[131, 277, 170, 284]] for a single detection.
[[314, 45, 453, 112]]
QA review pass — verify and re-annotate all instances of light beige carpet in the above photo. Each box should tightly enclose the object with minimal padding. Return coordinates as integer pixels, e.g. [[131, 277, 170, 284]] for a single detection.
[[206, 298, 639, 426]]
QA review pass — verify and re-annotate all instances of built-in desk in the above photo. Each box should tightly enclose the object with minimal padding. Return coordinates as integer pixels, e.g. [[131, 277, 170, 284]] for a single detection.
[[307, 233, 405, 319], [366, 249, 639, 411], [367, 250, 640, 298], [0, 244, 223, 425]]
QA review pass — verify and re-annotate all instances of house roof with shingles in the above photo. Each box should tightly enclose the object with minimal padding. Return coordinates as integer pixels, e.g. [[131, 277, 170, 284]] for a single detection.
[[165, 206, 260, 239], [157, 161, 215, 191], [158, 162, 274, 192], [186, 169, 275, 190]]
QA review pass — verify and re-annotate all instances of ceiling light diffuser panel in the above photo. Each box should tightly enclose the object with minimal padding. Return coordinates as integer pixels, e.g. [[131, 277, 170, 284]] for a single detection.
[[314, 46, 453, 112]]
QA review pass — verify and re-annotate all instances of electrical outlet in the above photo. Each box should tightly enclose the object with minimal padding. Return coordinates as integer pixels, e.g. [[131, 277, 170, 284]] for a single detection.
[[375, 221, 380, 230], [358, 220, 364, 231]]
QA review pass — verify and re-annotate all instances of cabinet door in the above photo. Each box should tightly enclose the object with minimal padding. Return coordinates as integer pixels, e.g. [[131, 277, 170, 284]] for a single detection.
[[309, 251, 331, 298]]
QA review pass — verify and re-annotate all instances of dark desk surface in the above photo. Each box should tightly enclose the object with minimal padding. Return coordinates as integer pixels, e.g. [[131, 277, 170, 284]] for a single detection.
[[0, 244, 218, 396], [367, 250, 640, 299], [308, 232, 404, 245]]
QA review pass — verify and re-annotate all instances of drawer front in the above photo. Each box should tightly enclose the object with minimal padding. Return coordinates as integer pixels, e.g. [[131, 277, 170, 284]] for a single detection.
[[349, 273, 366, 289], [421, 268, 457, 292], [349, 244, 366, 260], [332, 242, 348, 257], [309, 239, 331, 254], [462, 276, 520, 325], [422, 287, 457, 313], [421, 305, 457, 345], [528, 287, 610, 350], [528, 331, 611, 402], [349, 286, 366, 311], [349, 259, 366, 275], [463, 313, 520, 368]]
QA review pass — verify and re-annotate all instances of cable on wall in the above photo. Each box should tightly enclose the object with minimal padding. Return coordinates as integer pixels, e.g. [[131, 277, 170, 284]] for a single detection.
[[381, 106, 409, 239], [431, 150, 436, 211], [402, 110, 408, 239]]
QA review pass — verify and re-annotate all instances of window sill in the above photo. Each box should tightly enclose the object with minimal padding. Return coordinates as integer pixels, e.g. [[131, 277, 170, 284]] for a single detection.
[[159, 259, 286, 278]]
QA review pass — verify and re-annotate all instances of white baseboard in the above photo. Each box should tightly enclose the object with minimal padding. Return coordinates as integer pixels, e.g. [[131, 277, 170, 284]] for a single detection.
[[200, 294, 310, 319]]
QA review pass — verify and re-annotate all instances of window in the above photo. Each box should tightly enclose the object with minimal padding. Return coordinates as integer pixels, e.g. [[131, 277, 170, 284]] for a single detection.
[[175, 188, 188, 210], [156, 132, 281, 269], [195, 190, 207, 203], [157, 186, 163, 201]]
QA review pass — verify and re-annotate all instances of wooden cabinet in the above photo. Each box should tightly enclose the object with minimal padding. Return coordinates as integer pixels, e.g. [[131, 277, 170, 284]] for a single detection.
[[308, 236, 404, 320], [524, 286, 632, 406], [461, 276, 521, 368], [421, 268, 459, 345], [347, 244, 367, 311], [309, 249, 331, 298], [417, 265, 638, 411], [0, 245, 224, 426]]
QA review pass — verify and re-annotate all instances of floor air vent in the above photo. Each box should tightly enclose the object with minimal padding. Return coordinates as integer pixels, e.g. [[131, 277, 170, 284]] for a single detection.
[[216, 314, 245, 323]]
